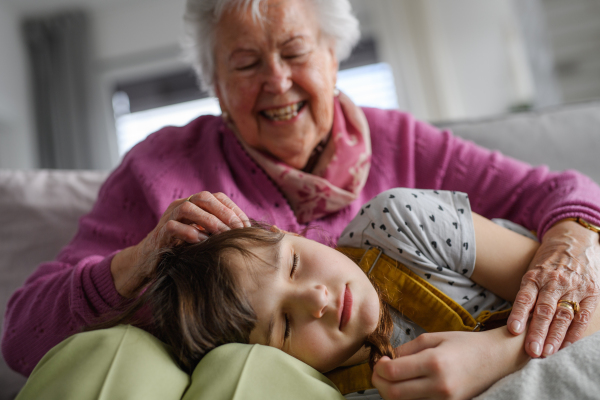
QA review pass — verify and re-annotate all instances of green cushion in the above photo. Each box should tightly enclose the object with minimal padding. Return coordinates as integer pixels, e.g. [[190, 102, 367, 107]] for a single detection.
[[16, 325, 189, 400], [16, 325, 345, 400], [185, 342, 344, 400]]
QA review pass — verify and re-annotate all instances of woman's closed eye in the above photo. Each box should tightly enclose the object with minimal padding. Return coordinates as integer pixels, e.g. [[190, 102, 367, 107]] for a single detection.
[[236, 61, 259, 71], [282, 50, 309, 61]]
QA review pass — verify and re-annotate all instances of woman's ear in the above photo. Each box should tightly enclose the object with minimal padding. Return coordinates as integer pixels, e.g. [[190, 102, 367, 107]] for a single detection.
[[328, 43, 339, 88]]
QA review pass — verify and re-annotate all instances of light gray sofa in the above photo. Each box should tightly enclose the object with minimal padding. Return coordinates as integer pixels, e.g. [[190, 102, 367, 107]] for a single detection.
[[1, 101, 599, 399]]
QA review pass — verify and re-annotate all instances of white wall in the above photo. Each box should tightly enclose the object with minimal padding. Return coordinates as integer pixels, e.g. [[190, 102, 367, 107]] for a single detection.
[[0, 2, 37, 169], [93, 0, 186, 62], [432, 0, 533, 119], [0, 0, 189, 170], [87, 0, 189, 169], [0, 0, 536, 168], [370, 0, 533, 122], [543, 0, 600, 103]]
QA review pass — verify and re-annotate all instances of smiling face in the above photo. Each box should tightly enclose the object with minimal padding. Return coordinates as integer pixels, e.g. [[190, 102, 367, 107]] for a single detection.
[[213, 0, 338, 169], [227, 233, 380, 373]]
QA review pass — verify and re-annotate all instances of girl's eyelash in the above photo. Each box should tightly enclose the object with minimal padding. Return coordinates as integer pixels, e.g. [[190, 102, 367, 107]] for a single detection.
[[284, 253, 299, 342], [284, 314, 291, 340], [291, 253, 299, 277]]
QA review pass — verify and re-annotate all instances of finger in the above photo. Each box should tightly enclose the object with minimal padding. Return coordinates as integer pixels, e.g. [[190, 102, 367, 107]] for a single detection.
[[394, 334, 442, 358], [507, 279, 539, 335], [175, 201, 230, 234], [164, 219, 209, 244], [562, 295, 598, 348], [374, 350, 435, 382], [213, 192, 252, 228], [542, 298, 577, 356], [372, 371, 431, 400], [189, 192, 245, 229], [525, 286, 562, 358]]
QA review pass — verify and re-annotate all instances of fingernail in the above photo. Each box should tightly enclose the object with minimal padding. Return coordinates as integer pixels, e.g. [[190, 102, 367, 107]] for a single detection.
[[530, 342, 541, 356], [233, 221, 244, 229], [543, 344, 554, 356], [511, 320, 522, 333], [198, 231, 209, 241], [563, 341, 572, 348]]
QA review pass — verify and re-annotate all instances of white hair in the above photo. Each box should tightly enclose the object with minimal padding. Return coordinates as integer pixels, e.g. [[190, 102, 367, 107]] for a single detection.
[[182, 0, 360, 93]]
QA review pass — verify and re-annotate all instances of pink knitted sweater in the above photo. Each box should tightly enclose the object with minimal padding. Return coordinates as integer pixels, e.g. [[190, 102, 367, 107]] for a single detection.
[[4, 108, 600, 376]]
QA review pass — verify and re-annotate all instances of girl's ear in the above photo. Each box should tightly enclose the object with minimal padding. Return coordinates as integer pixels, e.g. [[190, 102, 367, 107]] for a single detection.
[[271, 225, 302, 237]]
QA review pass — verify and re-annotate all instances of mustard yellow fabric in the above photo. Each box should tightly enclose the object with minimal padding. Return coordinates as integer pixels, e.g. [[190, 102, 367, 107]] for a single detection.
[[325, 247, 511, 394]]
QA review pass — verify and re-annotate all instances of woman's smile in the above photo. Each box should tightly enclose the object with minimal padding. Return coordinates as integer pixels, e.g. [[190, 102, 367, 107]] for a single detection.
[[213, 0, 338, 169], [260, 101, 307, 122]]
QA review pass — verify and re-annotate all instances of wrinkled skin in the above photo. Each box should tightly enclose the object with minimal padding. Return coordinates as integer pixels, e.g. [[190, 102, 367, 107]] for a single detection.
[[507, 220, 600, 358], [110, 0, 338, 298], [213, 0, 338, 170]]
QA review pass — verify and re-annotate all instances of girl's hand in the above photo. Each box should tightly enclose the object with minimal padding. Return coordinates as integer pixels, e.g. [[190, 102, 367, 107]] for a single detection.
[[507, 219, 600, 358], [372, 329, 528, 400], [111, 192, 251, 297]]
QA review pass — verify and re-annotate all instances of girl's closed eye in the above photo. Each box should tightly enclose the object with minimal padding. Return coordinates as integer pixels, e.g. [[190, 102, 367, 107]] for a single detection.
[[291, 253, 299, 278], [284, 314, 291, 340], [284, 253, 299, 342]]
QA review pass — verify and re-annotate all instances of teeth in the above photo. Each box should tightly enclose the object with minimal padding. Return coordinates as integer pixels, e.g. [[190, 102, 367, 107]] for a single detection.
[[262, 101, 304, 121]]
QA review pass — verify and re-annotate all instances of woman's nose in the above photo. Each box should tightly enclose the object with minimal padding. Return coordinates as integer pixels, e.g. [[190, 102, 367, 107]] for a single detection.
[[262, 58, 292, 94], [298, 284, 328, 319]]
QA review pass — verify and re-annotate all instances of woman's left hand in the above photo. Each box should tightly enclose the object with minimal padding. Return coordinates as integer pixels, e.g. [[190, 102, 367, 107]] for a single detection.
[[507, 219, 600, 358], [372, 330, 528, 400]]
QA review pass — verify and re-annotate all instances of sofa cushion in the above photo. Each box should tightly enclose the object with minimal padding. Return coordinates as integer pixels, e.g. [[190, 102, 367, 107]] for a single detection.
[[0, 169, 108, 400], [438, 100, 600, 184]]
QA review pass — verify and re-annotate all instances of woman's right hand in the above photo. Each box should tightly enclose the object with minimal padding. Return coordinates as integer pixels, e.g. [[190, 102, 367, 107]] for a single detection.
[[110, 191, 251, 297]]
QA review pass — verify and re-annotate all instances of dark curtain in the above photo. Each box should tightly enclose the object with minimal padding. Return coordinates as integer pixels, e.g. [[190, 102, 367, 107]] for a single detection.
[[23, 11, 92, 169]]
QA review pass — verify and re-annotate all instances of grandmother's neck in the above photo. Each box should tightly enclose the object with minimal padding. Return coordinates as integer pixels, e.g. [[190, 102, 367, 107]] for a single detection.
[[301, 131, 332, 173]]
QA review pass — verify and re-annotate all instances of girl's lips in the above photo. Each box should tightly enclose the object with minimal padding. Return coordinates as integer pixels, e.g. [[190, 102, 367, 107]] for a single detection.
[[339, 285, 352, 331]]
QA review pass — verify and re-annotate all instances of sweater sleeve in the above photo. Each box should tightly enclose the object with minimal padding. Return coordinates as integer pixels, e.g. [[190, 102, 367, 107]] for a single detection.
[[412, 122, 600, 239], [1, 153, 159, 376]]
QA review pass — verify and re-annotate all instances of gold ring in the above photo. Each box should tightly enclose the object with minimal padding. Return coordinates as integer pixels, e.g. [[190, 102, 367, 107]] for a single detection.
[[558, 300, 580, 314], [185, 195, 193, 202]]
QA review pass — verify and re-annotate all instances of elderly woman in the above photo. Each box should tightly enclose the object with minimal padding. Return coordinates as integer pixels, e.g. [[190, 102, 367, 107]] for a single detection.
[[3, 0, 600, 390]]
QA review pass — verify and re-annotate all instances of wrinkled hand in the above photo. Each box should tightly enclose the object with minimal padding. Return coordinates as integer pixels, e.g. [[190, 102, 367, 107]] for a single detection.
[[507, 220, 600, 358], [372, 330, 526, 400], [111, 191, 251, 297]]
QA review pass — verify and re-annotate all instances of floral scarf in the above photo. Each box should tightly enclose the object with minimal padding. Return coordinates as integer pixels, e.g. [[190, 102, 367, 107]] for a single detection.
[[232, 91, 371, 224]]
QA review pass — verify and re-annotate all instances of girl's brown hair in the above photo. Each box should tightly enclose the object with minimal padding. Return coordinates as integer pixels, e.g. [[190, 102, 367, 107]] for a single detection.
[[91, 224, 393, 373]]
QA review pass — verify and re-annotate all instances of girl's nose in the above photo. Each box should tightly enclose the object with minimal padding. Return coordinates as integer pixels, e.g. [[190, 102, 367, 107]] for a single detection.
[[299, 284, 328, 319]]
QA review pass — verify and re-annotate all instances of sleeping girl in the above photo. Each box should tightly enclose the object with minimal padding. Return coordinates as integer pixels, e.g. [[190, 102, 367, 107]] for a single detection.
[[99, 188, 600, 399]]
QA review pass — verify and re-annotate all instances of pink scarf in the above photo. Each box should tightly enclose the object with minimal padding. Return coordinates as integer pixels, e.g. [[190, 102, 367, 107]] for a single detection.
[[232, 92, 371, 223]]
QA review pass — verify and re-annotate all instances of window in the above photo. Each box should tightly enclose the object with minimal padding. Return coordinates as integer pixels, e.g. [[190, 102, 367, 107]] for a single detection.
[[112, 38, 400, 156]]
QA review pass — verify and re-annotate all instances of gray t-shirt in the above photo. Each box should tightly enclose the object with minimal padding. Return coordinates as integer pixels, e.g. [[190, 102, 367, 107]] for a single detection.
[[338, 188, 514, 399]]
